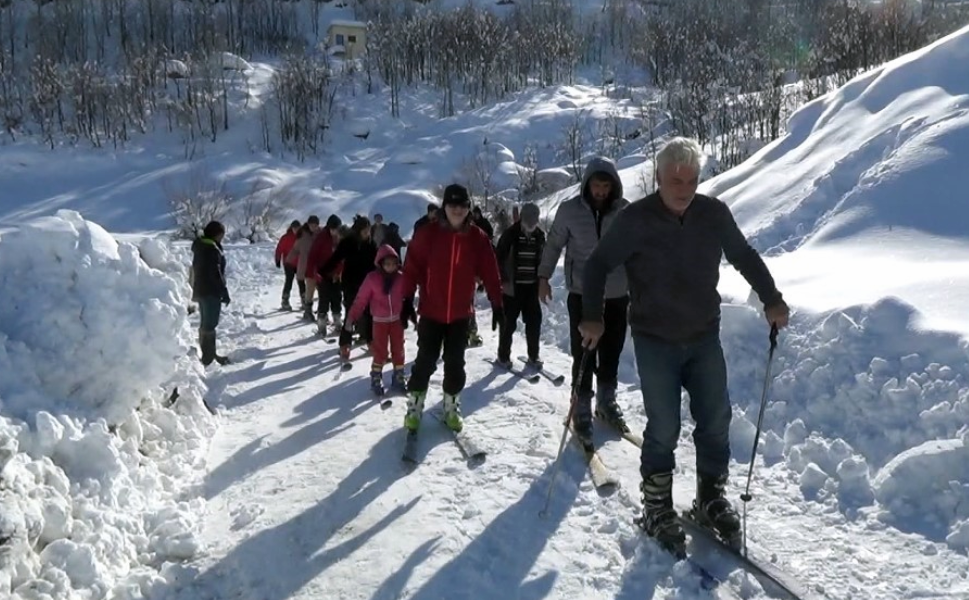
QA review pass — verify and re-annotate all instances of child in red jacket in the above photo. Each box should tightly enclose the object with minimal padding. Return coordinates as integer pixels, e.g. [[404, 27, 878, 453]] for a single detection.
[[340, 244, 411, 396], [274, 220, 302, 310]]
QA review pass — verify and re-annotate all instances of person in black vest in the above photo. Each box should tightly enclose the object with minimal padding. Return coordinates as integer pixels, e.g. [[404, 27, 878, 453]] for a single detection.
[[495, 202, 545, 368]]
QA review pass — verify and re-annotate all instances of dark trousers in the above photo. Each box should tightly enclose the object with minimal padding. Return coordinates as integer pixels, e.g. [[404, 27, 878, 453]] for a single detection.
[[282, 265, 304, 300], [317, 279, 342, 317], [343, 284, 372, 343], [408, 317, 470, 396], [632, 331, 731, 478], [498, 284, 541, 361], [567, 293, 629, 396], [198, 296, 222, 332]]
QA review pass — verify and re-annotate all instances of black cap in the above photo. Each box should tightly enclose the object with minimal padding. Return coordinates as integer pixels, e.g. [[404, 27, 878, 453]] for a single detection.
[[325, 214, 342, 229], [443, 184, 470, 208], [307, 215, 320, 225]]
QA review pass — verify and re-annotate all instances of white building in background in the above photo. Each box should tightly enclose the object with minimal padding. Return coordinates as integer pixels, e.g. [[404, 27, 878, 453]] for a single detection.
[[327, 20, 367, 60]]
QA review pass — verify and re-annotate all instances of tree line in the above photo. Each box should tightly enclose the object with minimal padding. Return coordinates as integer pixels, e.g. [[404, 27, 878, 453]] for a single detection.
[[0, 0, 965, 171]]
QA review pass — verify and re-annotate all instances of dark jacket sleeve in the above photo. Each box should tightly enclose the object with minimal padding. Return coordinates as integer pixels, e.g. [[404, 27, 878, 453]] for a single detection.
[[582, 207, 637, 322], [319, 237, 350, 277], [717, 202, 783, 308], [494, 227, 516, 283]]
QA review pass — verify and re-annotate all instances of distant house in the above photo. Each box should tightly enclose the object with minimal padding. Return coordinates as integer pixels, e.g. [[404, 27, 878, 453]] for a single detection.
[[327, 20, 367, 60]]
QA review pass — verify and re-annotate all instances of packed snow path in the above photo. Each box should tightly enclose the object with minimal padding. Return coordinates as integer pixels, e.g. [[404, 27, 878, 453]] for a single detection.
[[160, 247, 969, 600]]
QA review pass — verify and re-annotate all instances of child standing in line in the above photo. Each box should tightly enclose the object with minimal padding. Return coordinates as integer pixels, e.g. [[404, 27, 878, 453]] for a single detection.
[[340, 244, 411, 396]]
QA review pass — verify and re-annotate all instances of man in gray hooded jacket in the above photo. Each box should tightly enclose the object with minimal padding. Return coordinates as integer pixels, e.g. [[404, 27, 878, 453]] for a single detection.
[[538, 156, 630, 443]]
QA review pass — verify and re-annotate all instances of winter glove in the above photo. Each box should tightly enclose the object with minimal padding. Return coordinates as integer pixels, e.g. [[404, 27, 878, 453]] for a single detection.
[[275, 259, 281, 269], [491, 304, 504, 332], [338, 328, 353, 348], [401, 297, 417, 329], [221, 292, 231, 306]]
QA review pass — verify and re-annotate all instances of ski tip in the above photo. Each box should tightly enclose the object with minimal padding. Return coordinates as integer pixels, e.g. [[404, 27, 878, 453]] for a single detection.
[[379, 400, 393, 410]]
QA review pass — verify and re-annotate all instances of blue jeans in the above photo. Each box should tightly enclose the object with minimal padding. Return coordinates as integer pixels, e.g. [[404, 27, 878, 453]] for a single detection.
[[198, 297, 222, 332], [632, 331, 731, 478]]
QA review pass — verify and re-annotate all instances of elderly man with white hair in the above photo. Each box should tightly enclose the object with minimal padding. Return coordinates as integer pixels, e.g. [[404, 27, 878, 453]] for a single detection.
[[578, 137, 790, 556]]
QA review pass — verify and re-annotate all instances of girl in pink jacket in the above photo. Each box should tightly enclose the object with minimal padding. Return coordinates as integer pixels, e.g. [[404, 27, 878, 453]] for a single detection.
[[341, 244, 414, 396]]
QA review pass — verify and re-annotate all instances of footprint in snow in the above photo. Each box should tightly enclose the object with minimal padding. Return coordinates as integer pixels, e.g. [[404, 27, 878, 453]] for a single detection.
[[230, 504, 265, 530]]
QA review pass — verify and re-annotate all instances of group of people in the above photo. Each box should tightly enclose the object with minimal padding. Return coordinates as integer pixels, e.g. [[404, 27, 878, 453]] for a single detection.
[[191, 136, 790, 556]]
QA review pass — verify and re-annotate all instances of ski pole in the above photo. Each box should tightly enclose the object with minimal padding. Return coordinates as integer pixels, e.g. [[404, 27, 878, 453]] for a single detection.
[[739, 323, 779, 557], [539, 348, 592, 519]]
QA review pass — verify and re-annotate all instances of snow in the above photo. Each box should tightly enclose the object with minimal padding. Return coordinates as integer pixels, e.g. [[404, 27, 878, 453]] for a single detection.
[[5, 16, 969, 600], [0, 211, 216, 599]]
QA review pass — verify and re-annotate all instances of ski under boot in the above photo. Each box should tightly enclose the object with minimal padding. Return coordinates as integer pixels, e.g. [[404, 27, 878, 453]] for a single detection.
[[391, 368, 407, 393], [442, 392, 463, 432], [595, 381, 629, 433], [688, 473, 742, 549], [404, 391, 426, 431], [636, 472, 687, 559], [571, 391, 594, 450], [523, 357, 543, 370], [370, 371, 385, 396]]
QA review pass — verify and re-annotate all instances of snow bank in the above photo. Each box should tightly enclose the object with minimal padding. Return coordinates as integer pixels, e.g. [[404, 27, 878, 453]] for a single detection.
[[0, 211, 216, 599]]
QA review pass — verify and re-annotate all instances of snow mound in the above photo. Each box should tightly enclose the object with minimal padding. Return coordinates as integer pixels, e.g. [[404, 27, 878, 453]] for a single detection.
[[705, 23, 969, 253], [0, 211, 216, 598], [0, 211, 190, 424]]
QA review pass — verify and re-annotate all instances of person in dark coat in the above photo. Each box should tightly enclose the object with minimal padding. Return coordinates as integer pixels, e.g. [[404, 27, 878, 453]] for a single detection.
[[191, 220, 231, 366], [471, 206, 495, 242], [383, 222, 407, 257], [494, 202, 545, 367], [320, 215, 378, 349], [412, 203, 440, 233]]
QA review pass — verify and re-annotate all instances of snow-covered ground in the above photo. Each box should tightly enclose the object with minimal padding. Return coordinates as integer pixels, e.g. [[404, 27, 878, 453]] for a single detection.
[[4, 15, 969, 600]]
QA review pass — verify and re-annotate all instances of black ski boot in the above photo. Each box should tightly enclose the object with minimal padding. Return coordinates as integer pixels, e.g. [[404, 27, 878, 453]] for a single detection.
[[391, 368, 407, 393], [370, 371, 385, 396], [281, 296, 292, 311], [301, 301, 314, 322], [594, 380, 628, 432], [571, 391, 594, 450], [635, 472, 686, 559], [690, 473, 742, 549]]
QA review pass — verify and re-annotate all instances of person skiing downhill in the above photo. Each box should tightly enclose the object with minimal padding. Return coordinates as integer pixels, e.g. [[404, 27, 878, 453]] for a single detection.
[[274, 219, 302, 311], [191, 220, 231, 366], [495, 202, 545, 367], [537, 156, 631, 442], [341, 245, 409, 395], [320, 215, 377, 352], [401, 184, 504, 432], [579, 137, 790, 555]]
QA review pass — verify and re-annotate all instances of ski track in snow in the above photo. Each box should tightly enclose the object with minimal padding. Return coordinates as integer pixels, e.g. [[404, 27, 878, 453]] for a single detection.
[[152, 245, 969, 600]]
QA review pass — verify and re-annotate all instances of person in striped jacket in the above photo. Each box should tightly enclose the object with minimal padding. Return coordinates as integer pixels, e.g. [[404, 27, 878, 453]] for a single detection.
[[494, 202, 545, 368]]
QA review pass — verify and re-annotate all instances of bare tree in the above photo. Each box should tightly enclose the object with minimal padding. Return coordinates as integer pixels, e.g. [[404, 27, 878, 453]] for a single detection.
[[236, 183, 298, 243], [162, 168, 233, 239], [559, 111, 588, 183]]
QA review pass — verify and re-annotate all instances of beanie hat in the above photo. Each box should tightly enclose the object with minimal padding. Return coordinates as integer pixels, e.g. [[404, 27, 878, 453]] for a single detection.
[[442, 184, 471, 208]]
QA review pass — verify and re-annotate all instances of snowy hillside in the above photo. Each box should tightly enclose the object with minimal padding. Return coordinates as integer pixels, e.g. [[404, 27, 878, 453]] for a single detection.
[[5, 16, 969, 600]]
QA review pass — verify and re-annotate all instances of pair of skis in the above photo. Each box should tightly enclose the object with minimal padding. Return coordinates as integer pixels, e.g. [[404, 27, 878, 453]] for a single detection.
[[489, 357, 566, 386], [402, 409, 487, 465]]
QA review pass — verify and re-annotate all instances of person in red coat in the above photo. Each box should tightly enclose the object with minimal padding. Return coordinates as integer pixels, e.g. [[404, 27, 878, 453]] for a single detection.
[[401, 184, 503, 433], [302, 214, 342, 323], [274, 220, 302, 310]]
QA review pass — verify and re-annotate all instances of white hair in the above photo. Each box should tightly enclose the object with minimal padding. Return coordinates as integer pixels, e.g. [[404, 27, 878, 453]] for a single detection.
[[656, 137, 704, 176]]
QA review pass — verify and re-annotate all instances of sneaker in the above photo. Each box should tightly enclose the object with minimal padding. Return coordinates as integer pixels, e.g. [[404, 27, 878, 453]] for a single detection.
[[404, 391, 426, 431], [370, 371, 385, 396], [442, 393, 463, 432], [391, 368, 407, 393]]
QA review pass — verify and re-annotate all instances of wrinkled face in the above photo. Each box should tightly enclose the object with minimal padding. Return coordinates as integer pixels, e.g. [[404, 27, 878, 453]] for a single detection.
[[445, 204, 469, 227], [588, 178, 612, 204], [656, 162, 699, 216], [381, 256, 399, 273]]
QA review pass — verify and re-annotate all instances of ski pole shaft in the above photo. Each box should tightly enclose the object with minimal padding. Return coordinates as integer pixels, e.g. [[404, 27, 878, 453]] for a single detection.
[[539, 349, 591, 518]]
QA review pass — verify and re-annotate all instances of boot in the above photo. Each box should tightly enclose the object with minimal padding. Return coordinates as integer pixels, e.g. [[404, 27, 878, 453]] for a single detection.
[[495, 353, 513, 370], [442, 392, 463, 432], [595, 380, 628, 432], [524, 356, 543, 370], [692, 473, 742, 547], [301, 302, 314, 322], [570, 391, 594, 448], [370, 370, 385, 396], [331, 313, 343, 331], [391, 368, 407, 393], [467, 331, 483, 348], [404, 391, 426, 431], [317, 312, 328, 335], [198, 330, 216, 366], [281, 296, 292, 311], [638, 472, 686, 557], [212, 331, 230, 365]]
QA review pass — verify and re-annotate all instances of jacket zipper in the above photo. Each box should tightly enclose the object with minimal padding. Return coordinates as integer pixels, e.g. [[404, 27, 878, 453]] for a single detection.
[[446, 235, 457, 323]]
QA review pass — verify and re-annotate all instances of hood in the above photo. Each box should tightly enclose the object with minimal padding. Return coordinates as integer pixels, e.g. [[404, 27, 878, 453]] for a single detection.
[[580, 156, 623, 208], [192, 236, 219, 253], [374, 244, 400, 266]]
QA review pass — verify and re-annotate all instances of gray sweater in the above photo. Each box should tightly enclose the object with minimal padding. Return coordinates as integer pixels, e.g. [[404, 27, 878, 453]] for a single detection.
[[538, 157, 629, 299], [582, 192, 783, 342]]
